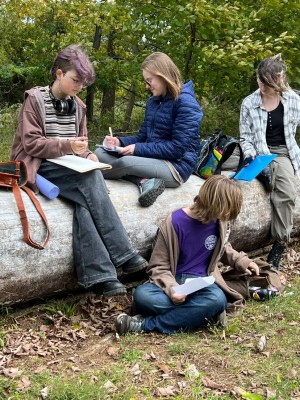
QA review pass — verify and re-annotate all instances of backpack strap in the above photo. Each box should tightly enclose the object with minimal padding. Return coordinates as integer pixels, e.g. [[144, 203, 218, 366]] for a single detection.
[[12, 182, 50, 250], [214, 140, 244, 177]]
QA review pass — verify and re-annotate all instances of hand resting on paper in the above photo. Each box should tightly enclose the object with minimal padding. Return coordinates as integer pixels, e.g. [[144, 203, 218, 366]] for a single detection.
[[171, 292, 187, 304], [86, 153, 99, 162], [119, 144, 136, 155]]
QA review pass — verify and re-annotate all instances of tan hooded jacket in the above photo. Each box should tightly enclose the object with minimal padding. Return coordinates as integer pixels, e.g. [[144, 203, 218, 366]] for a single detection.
[[10, 87, 90, 191], [147, 213, 254, 313]]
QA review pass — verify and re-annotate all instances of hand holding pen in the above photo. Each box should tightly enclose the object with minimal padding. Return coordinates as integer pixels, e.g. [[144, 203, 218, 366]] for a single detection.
[[68, 137, 89, 155], [104, 127, 121, 148]]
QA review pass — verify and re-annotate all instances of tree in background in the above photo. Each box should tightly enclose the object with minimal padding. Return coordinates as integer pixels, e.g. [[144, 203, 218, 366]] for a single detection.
[[0, 0, 299, 136]]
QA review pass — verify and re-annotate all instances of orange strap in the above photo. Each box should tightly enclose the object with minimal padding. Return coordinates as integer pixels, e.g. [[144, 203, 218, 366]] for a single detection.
[[11, 181, 50, 250]]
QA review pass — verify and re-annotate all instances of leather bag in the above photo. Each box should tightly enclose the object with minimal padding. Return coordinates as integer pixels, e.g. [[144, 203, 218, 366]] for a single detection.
[[0, 161, 50, 249], [221, 258, 285, 300]]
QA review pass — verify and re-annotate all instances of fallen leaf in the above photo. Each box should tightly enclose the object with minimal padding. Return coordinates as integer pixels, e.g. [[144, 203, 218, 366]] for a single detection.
[[107, 346, 118, 357], [287, 368, 298, 379], [266, 388, 276, 398], [158, 364, 170, 374], [103, 380, 117, 393], [71, 366, 81, 372], [90, 375, 98, 384], [185, 364, 199, 380], [202, 377, 223, 389], [17, 376, 31, 391], [257, 335, 267, 352], [155, 386, 177, 396], [41, 387, 49, 399], [131, 363, 141, 376], [2, 367, 22, 379]]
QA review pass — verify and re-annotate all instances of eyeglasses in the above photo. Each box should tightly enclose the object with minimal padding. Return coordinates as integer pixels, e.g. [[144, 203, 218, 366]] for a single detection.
[[63, 73, 85, 88], [144, 78, 153, 86]]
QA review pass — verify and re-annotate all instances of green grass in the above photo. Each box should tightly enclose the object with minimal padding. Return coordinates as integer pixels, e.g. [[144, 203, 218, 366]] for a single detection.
[[0, 280, 298, 399]]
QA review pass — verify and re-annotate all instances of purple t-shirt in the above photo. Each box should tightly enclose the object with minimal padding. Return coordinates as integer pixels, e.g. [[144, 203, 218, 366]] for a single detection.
[[172, 208, 219, 276]]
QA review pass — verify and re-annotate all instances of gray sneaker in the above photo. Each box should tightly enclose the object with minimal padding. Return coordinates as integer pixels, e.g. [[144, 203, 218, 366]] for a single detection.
[[115, 313, 144, 335], [138, 178, 165, 207]]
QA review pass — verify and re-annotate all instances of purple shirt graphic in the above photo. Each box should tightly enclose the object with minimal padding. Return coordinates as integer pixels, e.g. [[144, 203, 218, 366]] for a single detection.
[[172, 208, 219, 276]]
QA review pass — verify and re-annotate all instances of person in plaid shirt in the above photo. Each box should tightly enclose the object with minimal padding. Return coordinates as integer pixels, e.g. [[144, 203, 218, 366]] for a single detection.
[[239, 54, 300, 270]]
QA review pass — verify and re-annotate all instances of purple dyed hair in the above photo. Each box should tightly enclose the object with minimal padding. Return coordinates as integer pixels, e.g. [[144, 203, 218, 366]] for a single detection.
[[50, 44, 95, 86]]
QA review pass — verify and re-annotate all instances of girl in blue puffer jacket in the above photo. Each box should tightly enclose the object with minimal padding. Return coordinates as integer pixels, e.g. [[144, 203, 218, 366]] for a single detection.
[[95, 52, 203, 207]]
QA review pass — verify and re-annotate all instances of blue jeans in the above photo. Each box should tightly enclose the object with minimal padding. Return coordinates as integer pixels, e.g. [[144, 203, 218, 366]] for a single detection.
[[38, 161, 136, 288], [133, 274, 227, 334]]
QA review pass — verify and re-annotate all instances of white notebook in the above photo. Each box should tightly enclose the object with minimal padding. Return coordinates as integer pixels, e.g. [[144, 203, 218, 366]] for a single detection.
[[172, 276, 215, 295], [47, 155, 112, 173]]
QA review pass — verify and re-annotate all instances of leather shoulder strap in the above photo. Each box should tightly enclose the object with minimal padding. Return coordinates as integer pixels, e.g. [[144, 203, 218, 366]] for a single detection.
[[12, 183, 50, 250]]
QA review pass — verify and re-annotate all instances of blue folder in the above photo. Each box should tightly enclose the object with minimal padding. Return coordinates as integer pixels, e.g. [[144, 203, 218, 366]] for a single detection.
[[233, 154, 277, 181]]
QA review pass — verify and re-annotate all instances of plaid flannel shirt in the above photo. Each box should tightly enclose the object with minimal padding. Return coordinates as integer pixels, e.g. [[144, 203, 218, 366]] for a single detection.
[[239, 88, 300, 176]]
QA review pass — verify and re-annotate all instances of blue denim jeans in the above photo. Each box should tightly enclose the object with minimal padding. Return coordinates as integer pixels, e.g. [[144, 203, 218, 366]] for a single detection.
[[38, 161, 136, 288], [133, 274, 227, 334]]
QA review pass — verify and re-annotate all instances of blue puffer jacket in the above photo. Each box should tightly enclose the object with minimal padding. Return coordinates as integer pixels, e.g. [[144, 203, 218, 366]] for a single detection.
[[119, 80, 203, 182]]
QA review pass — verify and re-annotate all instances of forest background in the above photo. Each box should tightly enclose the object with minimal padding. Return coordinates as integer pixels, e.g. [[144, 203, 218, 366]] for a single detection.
[[1, 0, 300, 160]]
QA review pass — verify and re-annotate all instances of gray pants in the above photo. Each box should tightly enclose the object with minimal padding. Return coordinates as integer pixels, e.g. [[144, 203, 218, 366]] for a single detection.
[[269, 146, 296, 243], [95, 148, 180, 188], [38, 161, 136, 288]]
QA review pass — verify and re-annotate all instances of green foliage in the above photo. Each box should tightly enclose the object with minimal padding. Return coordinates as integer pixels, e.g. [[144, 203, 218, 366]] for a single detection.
[[42, 299, 78, 318], [1, 0, 300, 131]]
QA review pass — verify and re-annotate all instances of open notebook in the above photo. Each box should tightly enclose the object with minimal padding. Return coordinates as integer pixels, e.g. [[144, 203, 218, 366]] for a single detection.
[[47, 155, 112, 173], [233, 154, 277, 181]]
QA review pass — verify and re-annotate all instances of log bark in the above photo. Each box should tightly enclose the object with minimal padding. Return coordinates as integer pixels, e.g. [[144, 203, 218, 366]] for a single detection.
[[1, 174, 299, 305]]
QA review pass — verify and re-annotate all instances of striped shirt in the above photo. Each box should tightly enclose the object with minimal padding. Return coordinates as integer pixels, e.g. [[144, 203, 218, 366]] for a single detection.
[[239, 88, 300, 176], [39, 86, 77, 139]]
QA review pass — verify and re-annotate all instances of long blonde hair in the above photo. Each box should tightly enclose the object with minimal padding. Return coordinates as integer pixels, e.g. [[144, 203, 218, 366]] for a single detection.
[[141, 52, 183, 99], [256, 54, 289, 92], [190, 175, 243, 223]]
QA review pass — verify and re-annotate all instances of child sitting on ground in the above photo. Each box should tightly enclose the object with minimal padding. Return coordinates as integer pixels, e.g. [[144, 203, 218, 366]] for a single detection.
[[115, 175, 260, 335]]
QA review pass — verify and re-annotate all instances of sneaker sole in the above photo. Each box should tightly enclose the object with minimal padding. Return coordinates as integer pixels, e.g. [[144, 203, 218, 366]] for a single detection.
[[115, 313, 130, 335], [138, 181, 165, 207], [103, 287, 127, 298]]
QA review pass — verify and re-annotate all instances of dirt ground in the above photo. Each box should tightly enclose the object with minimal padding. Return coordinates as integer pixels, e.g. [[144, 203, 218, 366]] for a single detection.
[[0, 245, 300, 398]]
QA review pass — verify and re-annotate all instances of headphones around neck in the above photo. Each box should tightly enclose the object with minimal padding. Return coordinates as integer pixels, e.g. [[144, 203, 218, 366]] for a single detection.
[[49, 86, 77, 115]]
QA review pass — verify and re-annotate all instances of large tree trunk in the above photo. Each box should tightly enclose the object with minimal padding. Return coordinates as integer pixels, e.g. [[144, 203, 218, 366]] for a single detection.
[[86, 25, 102, 121], [1, 174, 300, 306], [100, 32, 117, 122], [184, 22, 196, 80], [122, 81, 136, 131]]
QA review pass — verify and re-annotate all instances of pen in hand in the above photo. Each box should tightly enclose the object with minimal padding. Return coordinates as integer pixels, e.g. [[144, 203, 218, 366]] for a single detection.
[[109, 127, 113, 137]]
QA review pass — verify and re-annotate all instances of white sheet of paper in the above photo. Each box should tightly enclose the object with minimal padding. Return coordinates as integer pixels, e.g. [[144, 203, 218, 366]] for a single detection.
[[172, 276, 215, 295], [96, 144, 123, 152]]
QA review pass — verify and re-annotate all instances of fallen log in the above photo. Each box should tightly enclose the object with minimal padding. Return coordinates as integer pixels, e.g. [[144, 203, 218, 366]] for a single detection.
[[1, 174, 300, 305]]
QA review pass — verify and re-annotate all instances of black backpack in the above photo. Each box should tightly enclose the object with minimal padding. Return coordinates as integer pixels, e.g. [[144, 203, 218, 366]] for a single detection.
[[194, 128, 244, 179]]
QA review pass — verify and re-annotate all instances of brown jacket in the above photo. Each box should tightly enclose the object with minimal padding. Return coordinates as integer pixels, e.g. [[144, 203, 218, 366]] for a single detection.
[[147, 213, 254, 313], [10, 87, 90, 191]]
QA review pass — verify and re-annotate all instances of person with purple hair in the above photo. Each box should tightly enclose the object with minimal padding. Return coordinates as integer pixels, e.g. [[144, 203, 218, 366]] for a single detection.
[[11, 44, 147, 297]]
